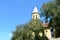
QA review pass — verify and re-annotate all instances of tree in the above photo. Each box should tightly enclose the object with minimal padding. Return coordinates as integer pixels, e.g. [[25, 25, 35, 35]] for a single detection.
[[11, 19, 49, 40], [41, 0, 60, 28], [29, 19, 44, 40], [41, 2, 54, 22]]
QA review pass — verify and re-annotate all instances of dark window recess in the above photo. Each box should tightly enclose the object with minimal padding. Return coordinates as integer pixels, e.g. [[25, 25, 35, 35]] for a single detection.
[[46, 31, 47, 32], [33, 15, 34, 18], [51, 29, 54, 37], [36, 15, 37, 19], [50, 27, 53, 32]]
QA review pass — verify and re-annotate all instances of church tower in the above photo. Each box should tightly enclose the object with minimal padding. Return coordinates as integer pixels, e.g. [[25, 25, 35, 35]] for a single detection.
[[32, 6, 40, 20]]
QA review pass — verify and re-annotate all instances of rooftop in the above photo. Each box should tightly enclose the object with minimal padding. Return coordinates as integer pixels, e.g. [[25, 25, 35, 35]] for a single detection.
[[32, 6, 38, 13]]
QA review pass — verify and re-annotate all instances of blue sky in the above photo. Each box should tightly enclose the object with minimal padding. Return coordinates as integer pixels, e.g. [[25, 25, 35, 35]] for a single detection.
[[0, 0, 50, 40]]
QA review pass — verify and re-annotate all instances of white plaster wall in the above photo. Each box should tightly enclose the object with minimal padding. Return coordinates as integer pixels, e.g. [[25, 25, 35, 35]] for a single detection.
[[32, 13, 40, 19], [44, 29, 52, 39]]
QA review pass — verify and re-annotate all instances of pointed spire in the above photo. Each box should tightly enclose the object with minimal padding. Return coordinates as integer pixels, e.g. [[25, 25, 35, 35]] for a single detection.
[[32, 6, 38, 13]]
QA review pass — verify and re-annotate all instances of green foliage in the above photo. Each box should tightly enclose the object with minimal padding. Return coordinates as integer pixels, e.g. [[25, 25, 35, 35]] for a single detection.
[[11, 19, 49, 40], [29, 19, 43, 32], [41, 0, 60, 27]]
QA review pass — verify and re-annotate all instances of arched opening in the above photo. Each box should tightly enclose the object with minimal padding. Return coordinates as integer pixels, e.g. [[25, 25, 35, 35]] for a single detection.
[[36, 15, 37, 19], [50, 27, 54, 37], [51, 29, 54, 37]]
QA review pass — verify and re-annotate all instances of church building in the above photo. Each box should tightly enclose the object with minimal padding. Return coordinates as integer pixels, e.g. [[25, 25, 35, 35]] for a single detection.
[[31, 6, 54, 39]]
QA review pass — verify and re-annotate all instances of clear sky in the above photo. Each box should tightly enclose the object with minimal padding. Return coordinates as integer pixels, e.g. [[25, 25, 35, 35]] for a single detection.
[[0, 0, 50, 40]]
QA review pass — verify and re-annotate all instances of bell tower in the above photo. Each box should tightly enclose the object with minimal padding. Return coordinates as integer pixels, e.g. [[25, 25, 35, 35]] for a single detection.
[[32, 6, 40, 20]]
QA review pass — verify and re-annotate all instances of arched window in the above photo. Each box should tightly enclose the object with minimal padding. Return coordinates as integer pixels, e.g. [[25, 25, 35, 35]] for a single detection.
[[51, 28, 54, 37], [36, 15, 37, 19], [33, 15, 34, 18]]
